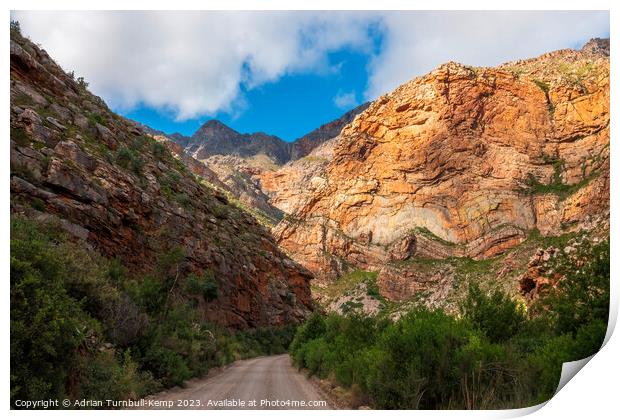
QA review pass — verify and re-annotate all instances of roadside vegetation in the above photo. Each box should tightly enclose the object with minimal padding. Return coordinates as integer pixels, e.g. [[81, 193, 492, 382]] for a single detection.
[[290, 239, 609, 409], [10, 216, 296, 407]]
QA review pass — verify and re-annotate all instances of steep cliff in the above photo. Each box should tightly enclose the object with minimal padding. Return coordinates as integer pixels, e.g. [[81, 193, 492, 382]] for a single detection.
[[10, 30, 313, 328], [274, 39, 610, 283], [259, 136, 338, 215]]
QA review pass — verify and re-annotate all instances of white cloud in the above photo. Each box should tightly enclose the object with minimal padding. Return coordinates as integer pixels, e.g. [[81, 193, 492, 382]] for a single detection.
[[365, 11, 610, 99], [333, 90, 357, 109], [12, 11, 609, 121], [12, 11, 378, 121]]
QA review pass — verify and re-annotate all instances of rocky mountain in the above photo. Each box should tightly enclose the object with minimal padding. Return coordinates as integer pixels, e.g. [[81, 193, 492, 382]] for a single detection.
[[289, 102, 371, 161], [181, 104, 370, 167], [186, 120, 291, 165], [172, 105, 370, 226], [130, 120, 229, 190], [168, 132, 191, 148], [10, 30, 313, 328], [273, 38, 610, 293]]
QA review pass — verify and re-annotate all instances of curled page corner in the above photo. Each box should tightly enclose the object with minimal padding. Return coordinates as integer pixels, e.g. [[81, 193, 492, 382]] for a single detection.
[[497, 323, 614, 418], [553, 308, 619, 393], [554, 355, 595, 395], [496, 355, 597, 418]]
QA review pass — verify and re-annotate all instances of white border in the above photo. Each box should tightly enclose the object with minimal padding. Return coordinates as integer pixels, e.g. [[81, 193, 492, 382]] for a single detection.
[[3, 1, 616, 419]]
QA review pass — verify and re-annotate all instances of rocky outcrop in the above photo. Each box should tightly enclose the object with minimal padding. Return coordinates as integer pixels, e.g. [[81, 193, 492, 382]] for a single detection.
[[203, 154, 284, 224], [258, 137, 338, 215], [377, 264, 454, 307], [10, 31, 313, 328], [151, 133, 229, 191], [274, 39, 610, 280], [518, 247, 560, 301]]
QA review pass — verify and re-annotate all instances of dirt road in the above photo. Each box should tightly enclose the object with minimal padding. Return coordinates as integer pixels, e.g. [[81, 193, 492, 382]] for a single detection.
[[145, 354, 330, 410]]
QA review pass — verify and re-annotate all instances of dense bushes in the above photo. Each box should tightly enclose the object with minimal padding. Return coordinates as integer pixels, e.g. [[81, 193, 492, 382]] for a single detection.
[[460, 282, 526, 342], [11, 213, 609, 409], [544, 240, 609, 335], [185, 271, 219, 301], [10, 216, 297, 407], [290, 239, 609, 409]]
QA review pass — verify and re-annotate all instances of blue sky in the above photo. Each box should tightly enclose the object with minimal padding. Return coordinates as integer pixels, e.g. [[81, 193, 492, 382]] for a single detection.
[[123, 46, 379, 140], [13, 11, 610, 142]]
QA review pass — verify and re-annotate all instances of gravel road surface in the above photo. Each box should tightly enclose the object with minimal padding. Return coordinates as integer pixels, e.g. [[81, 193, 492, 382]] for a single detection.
[[145, 354, 330, 410]]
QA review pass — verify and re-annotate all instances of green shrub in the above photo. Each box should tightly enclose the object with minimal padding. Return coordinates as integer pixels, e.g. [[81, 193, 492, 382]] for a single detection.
[[175, 193, 192, 208], [88, 112, 105, 126], [10, 217, 152, 405], [460, 283, 525, 342], [131, 155, 145, 175], [289, 312, 326, 355], [142, 346, 192, 388], [10, 215, 305, 407], [78, 350, 159, 402], [77, 77, 89, 90], [367, 309, 473, 409], [184, 270, 219, 302], [115, 147, 133, 169], [128, 276, 167, 315], [114, 146, 144, 176], [544, 240, 609, 335], [290, 244, 609, 411], [10, 19, 21, 35], [151, 142, 167, 159], [533, 79, 550, 94], [11, 126, 31, 147], [131, 136, 148, 151]]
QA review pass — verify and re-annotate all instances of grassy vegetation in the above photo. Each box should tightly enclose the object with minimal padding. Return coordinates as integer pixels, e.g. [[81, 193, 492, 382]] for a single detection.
[[10, 216, 298, 407], [87, 112, 106, 127], [532, 79, 555, 113], [300, 155, 328, 164], [151, 142, 167, 160], [557, 61, 598, 88], [315, 270, 379, 302], [533, 79, 550, 94], [411, 226, 456, 247], [11, 127, 31, 147], [291, 238, 609, 409], [196, 177, 281, 227], [525, 172, 596, 200], [517, 154, 599, 201], [319, 228, 583, 318]]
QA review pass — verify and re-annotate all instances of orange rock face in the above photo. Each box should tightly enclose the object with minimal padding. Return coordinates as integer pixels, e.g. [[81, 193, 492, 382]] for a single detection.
[[275, 39, 610, 280], [259, 137, 337, 216]]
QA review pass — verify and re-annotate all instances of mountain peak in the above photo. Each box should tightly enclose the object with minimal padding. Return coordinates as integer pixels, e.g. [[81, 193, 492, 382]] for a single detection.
[[198, 119, 239, 136], [187, 119, 290, 164]]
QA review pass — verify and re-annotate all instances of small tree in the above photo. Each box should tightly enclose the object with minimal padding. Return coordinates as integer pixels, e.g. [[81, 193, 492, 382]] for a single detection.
[[77, 76, 89, 90], [544, 240, 609, 336], [10, 20, 21, 34], [184, 270, 218, 302], [460, 282, 525, 342]]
